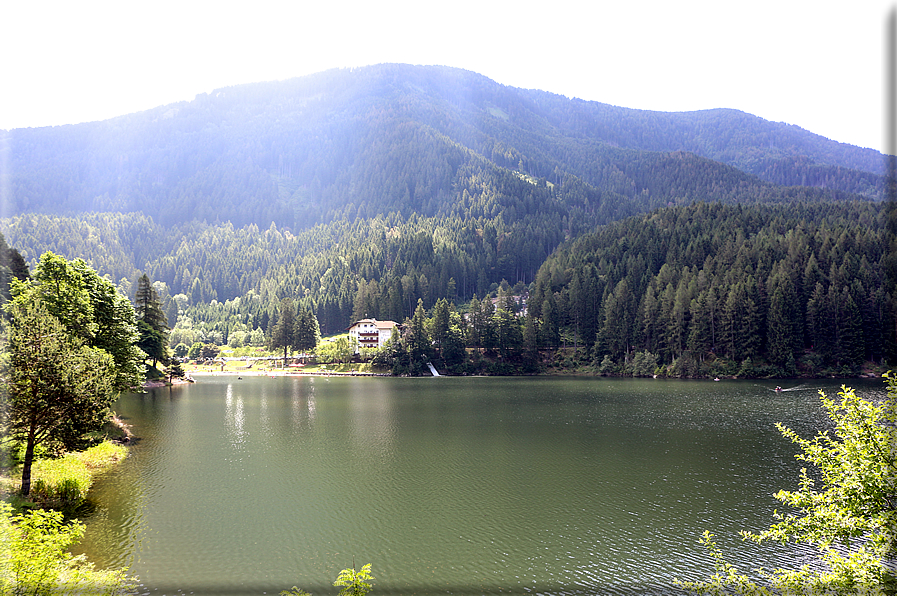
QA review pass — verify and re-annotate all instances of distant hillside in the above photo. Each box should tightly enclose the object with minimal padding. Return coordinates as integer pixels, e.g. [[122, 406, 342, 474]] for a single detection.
[[3, 64, 880, 234], [528, 201, 893, 373], [2, 64, 890, 345]]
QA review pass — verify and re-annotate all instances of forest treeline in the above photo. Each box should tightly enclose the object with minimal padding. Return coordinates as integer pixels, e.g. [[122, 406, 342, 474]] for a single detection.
[[3, 65, 893, 377], [526, 201, 893, 376], [366, 201, 893, 378], [5, 200, 889, 377]]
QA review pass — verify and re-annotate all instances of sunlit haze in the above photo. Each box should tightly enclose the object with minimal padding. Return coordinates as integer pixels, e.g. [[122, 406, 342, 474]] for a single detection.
[[1, 1, 893, 153]]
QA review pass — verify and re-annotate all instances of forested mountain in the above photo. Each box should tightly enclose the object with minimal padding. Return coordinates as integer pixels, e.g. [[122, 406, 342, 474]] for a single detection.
[[1, 64, 892, 371], [528, 201, 892, 375], [3, 64, 882, 232]]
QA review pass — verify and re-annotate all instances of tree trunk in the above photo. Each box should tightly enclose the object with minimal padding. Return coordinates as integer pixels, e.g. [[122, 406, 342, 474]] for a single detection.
[[21, 424, 36, 497]]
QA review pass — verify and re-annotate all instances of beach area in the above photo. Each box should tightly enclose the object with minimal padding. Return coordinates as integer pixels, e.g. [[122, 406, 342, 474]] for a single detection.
[[179, 361, 389, 380]]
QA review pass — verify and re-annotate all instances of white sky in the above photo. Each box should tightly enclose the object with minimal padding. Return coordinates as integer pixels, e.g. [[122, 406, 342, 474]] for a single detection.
[[1, 1, 894, 153]]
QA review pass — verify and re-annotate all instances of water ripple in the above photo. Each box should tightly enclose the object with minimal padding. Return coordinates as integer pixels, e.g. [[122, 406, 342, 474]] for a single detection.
[[71, 377, 884, 596]]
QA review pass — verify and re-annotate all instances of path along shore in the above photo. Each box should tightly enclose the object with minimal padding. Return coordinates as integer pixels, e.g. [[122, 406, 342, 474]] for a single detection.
[[185, 369, 391, 378]]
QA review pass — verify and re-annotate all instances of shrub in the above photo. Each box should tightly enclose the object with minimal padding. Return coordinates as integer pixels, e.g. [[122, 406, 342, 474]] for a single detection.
[[29, 441, 127, 509], [0, 503, 133, 595], [30, 455, 93, 508], [78, 441, 127, 471], [630, 350, 658, 377], [280, 563, 374, 596], [677, 376, 897, 593]]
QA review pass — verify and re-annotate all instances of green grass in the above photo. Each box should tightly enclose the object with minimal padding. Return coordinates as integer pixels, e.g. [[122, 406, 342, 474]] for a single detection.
[[26, 441, 127, 510], [304, 362, 366, 373], [76, 441, 127, 470]]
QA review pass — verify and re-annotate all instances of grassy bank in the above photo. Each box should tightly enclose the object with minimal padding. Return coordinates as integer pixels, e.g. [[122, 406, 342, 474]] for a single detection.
[[0, 433, 133, 595], [2, 439, 127, 512], [185, 360, 386, 376]]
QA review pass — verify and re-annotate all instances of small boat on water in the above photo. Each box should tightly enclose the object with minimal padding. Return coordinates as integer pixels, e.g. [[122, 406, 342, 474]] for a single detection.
[[775, 386, 783, 392]]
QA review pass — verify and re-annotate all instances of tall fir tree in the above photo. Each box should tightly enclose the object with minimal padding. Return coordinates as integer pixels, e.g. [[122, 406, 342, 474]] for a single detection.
[[135, 273, 170, 369], [294, 306, 321, 353], [270, 297, 298, 364]]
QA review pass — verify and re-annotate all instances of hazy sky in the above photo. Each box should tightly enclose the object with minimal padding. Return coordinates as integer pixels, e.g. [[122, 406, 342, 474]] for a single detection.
[[1, 1, 893, 153]]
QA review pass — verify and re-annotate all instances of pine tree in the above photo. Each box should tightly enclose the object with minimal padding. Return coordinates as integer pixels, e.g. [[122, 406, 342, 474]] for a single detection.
[[4, 299, 117, 496], [429, 298, 452, 356], [540, 293, 560, 348], [134, 273, 170, 369], [405, 299, 430, 366], [294, 307, 321, 353], [766, 275, 800, 367], [270, 297, 298, 364]]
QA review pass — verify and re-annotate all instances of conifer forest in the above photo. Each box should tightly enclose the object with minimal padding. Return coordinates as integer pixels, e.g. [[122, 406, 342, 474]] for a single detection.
[[2, 64, 893, 377]]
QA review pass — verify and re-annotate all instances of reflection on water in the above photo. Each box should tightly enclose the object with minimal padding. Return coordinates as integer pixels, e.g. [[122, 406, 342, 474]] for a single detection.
[[225, 383, 247, 449], [74, 377, 884, 595]]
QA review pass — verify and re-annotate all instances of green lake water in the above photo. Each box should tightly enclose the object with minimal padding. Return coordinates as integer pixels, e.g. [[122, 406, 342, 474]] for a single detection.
[[74, 376, 886, 595]]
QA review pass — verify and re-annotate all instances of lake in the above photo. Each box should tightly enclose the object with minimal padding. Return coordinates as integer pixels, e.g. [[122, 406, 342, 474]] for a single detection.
[[74, 375, 886, 595]]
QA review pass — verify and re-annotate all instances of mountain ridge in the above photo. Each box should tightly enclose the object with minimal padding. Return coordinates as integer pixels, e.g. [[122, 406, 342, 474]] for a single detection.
[[1, 64, 889, 351], [3, 64, 883, 233]]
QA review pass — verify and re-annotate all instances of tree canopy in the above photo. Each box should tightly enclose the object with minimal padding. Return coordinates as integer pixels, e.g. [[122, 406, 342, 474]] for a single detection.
[[1, 253, 144, 496], [14, 252, 144, 390], [135, 273, 170, 370], [678, 374, 897, 594], [2, 299, 118, 496]]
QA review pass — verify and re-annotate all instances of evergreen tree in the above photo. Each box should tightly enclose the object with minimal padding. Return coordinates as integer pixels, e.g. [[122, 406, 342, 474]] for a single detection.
[[467, 295, 483, 352], [540, 293, 560, 348], [270, 297, 298, 364], [493, 303, 522, 357], [294, 307, 321, 353], [3, 299, 117, 496], [600, 279, 636, 360], [523, 311, 540, 358], [766, 275, 800, 368], [837, 290, 865, 367], [441, 310, 467, 368], [429, 298, 452, 356], [686, 292, 713, 356], [135, 273, 170, 369], [405, 299, 431, 367]]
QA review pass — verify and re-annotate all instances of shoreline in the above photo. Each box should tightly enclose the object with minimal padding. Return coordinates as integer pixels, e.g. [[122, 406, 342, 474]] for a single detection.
[[186, 369, 390, 377], [177, 369, 884, 380]]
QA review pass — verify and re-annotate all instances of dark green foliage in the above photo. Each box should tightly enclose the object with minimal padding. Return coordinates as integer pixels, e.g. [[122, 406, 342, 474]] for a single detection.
[[405, 299, 431, 365], [165, 359, 186, 383], [0, 66, 890, 372], [270, 297, 298, 362], [533, 201, 892, 373], [0, 67, 882, 319], [0, 233, 29, 309], [135, 273, 169, 368], [295, 307, 321, 353], [3, 299, 117, 496]]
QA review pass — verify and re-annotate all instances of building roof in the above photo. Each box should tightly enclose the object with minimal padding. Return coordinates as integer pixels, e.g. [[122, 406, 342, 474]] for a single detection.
[[349, 318, 398, 330]]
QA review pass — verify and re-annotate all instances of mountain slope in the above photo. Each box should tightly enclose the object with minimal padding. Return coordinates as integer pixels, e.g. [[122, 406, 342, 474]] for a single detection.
[[1, 64, 888, 341], [3, 64, 880, 233]]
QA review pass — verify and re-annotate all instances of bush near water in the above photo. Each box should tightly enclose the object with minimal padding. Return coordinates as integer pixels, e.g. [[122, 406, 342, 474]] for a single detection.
[[27, 441, 127, 510]]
